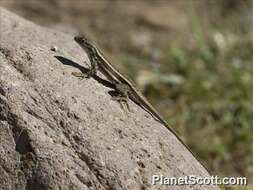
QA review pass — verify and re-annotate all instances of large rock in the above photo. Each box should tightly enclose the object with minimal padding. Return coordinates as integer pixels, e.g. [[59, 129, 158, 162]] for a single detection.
[[0, 7, 218, 190]]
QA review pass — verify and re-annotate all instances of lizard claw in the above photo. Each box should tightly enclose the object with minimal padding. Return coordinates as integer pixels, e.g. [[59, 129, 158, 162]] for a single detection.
[[111, 96, 131, 112], [72, 71, 90, 79]]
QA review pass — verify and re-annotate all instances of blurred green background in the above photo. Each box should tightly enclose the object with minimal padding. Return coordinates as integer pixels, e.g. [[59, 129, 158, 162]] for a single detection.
[[1, 0, 252, 189]]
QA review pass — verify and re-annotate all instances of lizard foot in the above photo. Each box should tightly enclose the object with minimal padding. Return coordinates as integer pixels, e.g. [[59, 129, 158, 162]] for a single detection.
[[111, 96, 130, 112], [72, 71, 90, 79]]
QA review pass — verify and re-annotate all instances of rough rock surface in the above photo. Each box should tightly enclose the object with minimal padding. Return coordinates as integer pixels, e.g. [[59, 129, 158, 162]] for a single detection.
[[0, 7, 218, 190]]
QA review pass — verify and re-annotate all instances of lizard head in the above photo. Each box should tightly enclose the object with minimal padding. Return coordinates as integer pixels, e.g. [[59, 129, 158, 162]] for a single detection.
[[74, 34, 98, 55]]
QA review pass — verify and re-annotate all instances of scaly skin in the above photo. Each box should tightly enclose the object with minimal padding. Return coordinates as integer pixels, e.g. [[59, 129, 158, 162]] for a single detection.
[[73, 34, 210, 173]]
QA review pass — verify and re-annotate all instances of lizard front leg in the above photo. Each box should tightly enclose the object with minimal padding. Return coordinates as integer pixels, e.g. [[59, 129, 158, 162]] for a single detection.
[[72, 56, 98, 79], [88, 56, 98, 77]]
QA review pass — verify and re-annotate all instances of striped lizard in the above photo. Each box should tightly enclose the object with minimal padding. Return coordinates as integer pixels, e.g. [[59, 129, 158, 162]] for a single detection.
[[72, 34, 209, 172]]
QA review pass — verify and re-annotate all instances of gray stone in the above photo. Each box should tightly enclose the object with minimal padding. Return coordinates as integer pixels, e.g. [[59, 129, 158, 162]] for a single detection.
[[0, 7, 218, 190]]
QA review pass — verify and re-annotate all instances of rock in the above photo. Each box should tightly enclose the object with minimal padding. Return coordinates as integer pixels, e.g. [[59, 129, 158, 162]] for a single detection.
[[0, 7, 218, 190]]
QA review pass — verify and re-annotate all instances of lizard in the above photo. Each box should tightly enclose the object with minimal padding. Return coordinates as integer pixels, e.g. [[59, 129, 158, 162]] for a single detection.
[[72, 34, 209, 172]]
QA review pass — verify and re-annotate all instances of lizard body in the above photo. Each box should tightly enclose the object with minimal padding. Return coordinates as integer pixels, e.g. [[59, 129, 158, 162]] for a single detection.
[[74, 35, 168, 125], [73, 34, 209, 172]]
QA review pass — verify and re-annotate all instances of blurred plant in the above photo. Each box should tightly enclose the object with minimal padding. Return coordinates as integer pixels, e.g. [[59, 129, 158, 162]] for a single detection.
[[116, 2, 253, 188]]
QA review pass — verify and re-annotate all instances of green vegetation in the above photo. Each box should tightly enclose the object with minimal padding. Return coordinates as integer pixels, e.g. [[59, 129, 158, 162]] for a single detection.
[[118, 4, 253, 189], [165, 33, 253, 180]]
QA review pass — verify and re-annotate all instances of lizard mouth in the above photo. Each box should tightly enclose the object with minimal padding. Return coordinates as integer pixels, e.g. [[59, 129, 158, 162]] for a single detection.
[[74, 35, 82, 42], [74, 35, 90, 46]]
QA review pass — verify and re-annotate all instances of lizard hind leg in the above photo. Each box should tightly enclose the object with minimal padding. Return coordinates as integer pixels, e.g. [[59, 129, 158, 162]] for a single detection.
[[111, 83, 131, 111], [111, 95, 130, 111]]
